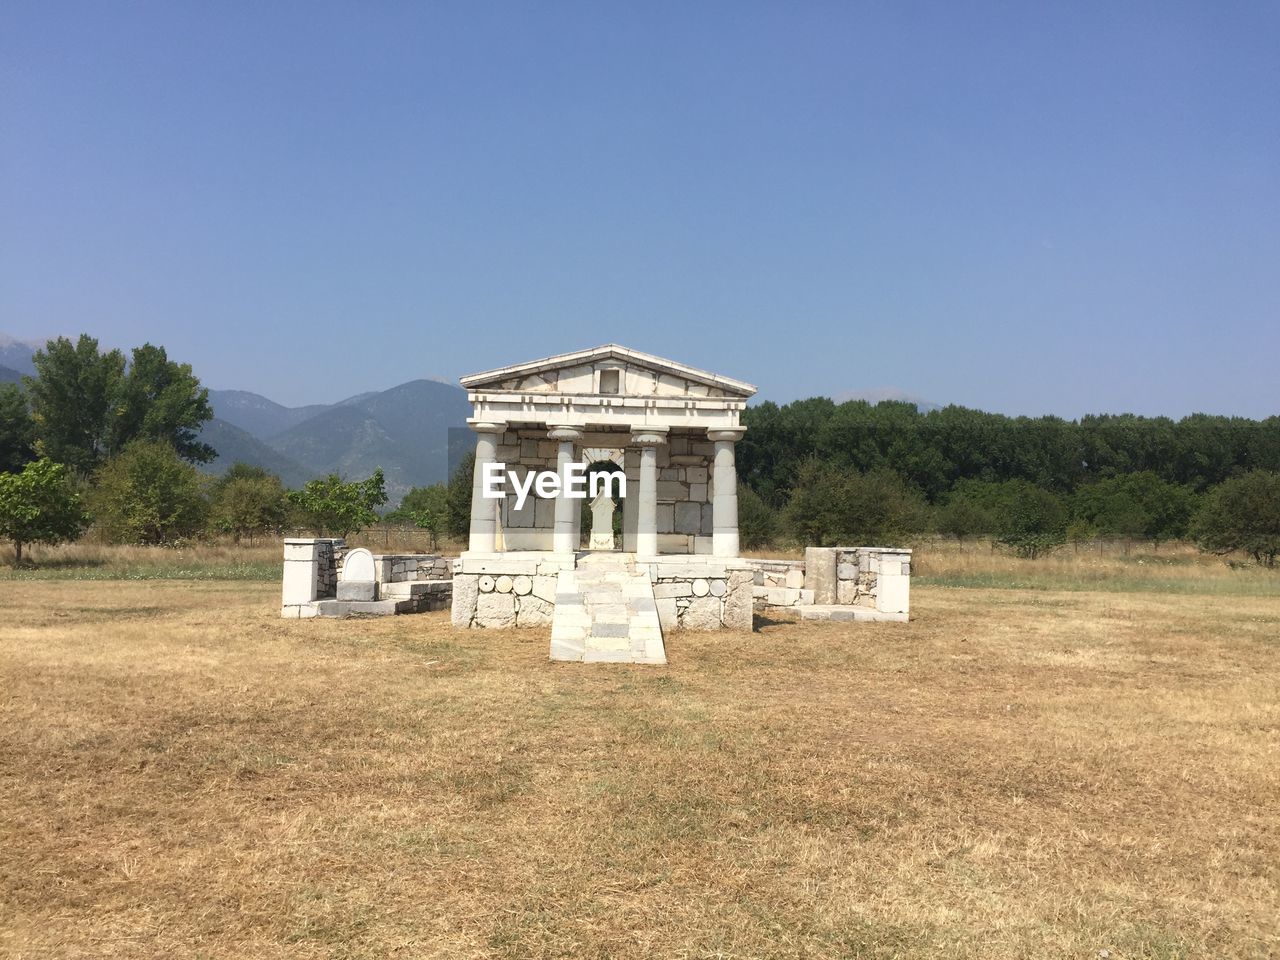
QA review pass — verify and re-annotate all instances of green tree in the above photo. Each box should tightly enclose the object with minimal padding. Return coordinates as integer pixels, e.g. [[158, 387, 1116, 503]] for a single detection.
[[208, 464, 289, 542], [110, 343, 215, 463], [1192, 470, 1280, 567], [287, 468, 388, 538], [445, 453, 475, 541], [997, 481, 1067, 558], [26, 335, 125, 474], [387, 483, 449, 550], [0, 458, 89, 563], [90, 440, 209, 544], [737, 482, 777, 549], [783, 460, 926, 547], [0, 383, 36, 473], [935, 494, 994, 542], [27, 336, 214, 473]]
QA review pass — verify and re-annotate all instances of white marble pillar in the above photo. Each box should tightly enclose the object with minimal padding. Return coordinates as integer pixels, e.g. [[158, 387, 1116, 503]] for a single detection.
[[468, 421, 506, 552], [630, 428, 668, 557], [708, 428, 745, 557], [548, 425, 583, 554]]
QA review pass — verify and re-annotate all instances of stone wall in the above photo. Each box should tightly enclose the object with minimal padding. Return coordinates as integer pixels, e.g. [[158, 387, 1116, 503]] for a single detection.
[[451, 553, 574, 628], [745, 558, 813, 607], [282, 540, 452, 618], [337, 553, 453, 584], [642, 556, 754, 632], [648, 434, 715, 555], [488, 428, 717, 554], [803, 546, 911, 617], [452, 553, 753, 631], [281, 537, 346, 618]]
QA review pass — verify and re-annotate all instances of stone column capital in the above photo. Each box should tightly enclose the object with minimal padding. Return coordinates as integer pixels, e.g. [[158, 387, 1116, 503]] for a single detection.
[[547, 425, 584, 442], [469, 420, 507, 434], [630, 426, 669, 447], [707, 427, 746, 443]]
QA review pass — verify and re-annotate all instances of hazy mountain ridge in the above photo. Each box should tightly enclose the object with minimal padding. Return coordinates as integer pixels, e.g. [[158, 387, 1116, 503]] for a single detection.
[[203, 379, 472, 504]]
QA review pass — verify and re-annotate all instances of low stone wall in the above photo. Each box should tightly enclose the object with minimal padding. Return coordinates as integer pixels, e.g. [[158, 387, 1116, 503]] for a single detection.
[[452, 553, 753, 631], [745, 558, 813, 607], [641, 557, 754, 632], [804, 546, 911, 617], [451, 553, 574, 628], [337, 552, 454, 584], [283, 540, 453, 618]]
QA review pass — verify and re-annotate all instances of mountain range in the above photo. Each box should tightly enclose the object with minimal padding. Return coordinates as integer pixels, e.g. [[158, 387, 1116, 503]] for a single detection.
[[2, 333, 473, 503], [203, 380, 473, 503]]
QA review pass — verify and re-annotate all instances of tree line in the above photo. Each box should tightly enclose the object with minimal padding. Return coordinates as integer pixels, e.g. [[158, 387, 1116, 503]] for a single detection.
[[0, 335, 396, 560], [2, 335, 1278, 566], [732, 398, 1280, 565]]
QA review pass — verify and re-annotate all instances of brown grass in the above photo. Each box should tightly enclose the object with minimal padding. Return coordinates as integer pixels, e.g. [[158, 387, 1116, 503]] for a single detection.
[[2, 576, 1278, 958]]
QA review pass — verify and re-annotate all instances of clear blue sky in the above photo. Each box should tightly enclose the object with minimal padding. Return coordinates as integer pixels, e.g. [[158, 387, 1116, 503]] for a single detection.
[[2, 2, 1277, 416]]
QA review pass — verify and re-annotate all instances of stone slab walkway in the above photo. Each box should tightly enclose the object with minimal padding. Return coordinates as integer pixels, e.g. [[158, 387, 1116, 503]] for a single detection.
[[549, 554, 667, 664]]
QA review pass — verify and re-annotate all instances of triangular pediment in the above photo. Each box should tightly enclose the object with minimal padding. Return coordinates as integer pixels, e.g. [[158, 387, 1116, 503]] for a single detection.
[[460, 344, 756, 400]]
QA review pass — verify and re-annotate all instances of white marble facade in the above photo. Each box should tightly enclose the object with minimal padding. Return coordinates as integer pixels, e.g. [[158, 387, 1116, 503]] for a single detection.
[[460, 344, 756, 560]]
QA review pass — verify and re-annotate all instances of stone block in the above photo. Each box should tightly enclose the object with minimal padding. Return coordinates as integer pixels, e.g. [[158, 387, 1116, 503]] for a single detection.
[[837, 580, 860, 605], [476, 591, 517, 628], [462, 557, 541, 576], [341, 548, 376, 582], [532, 575, 558, 602], [674, 501, 702, 535], [281, 560, 319, 605], [283, 540, 321, 562], [655, 598, 679, 632], [534, 496, 555, 529], [689, 483, 707, 501], [516, 596, 553, 626], [805, 547, 838, 604], [653, 581, 692, 599], [784, 569, 805, 589], [657, 480, 688, 500], [685, 466, 708, 484], [657, 503, 674, 533], [451, 574, 478, 628], [682, 596, 722, 630], [337, 580, 376, 601], [876, 573, 910, 615], [722, 571, 754, 631]]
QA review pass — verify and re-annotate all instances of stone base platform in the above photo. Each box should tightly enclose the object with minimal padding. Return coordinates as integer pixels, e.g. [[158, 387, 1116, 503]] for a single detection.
[[799, 605, 908, 623]]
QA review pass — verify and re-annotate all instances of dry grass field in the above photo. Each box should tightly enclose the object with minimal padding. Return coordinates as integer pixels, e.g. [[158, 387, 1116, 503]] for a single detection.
[[2, 552, 1278, 958]]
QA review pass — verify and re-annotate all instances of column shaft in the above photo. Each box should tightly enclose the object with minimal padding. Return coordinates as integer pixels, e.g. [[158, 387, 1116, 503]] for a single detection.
[[468, 424, 503, 552], [630, 429, 667, 558], [709, 429, 745, 557], [549, 426, 583, 554]]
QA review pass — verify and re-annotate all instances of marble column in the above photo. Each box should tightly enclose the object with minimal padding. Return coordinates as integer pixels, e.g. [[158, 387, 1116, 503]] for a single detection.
[[548, 425, 583, 554], [468, 421, 506, 552], [708, 428, 745, 557], [630, 428, 668, 557]]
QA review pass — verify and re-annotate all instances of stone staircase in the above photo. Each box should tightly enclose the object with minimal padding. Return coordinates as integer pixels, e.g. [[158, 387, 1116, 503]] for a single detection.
[[549, 554, 667, 664]]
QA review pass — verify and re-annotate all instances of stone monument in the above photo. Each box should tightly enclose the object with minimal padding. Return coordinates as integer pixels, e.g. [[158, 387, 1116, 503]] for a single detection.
[[588, 492, 616, 550]]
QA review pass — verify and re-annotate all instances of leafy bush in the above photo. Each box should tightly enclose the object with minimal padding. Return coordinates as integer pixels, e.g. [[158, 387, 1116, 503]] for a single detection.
[[89, 440, 209, 544], [1192, 470, 1280, 567], [287, 468, 388, 538], [0, 458, 89, 562], [208, 464, 289, 542], [783, 460, 926, 547]]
